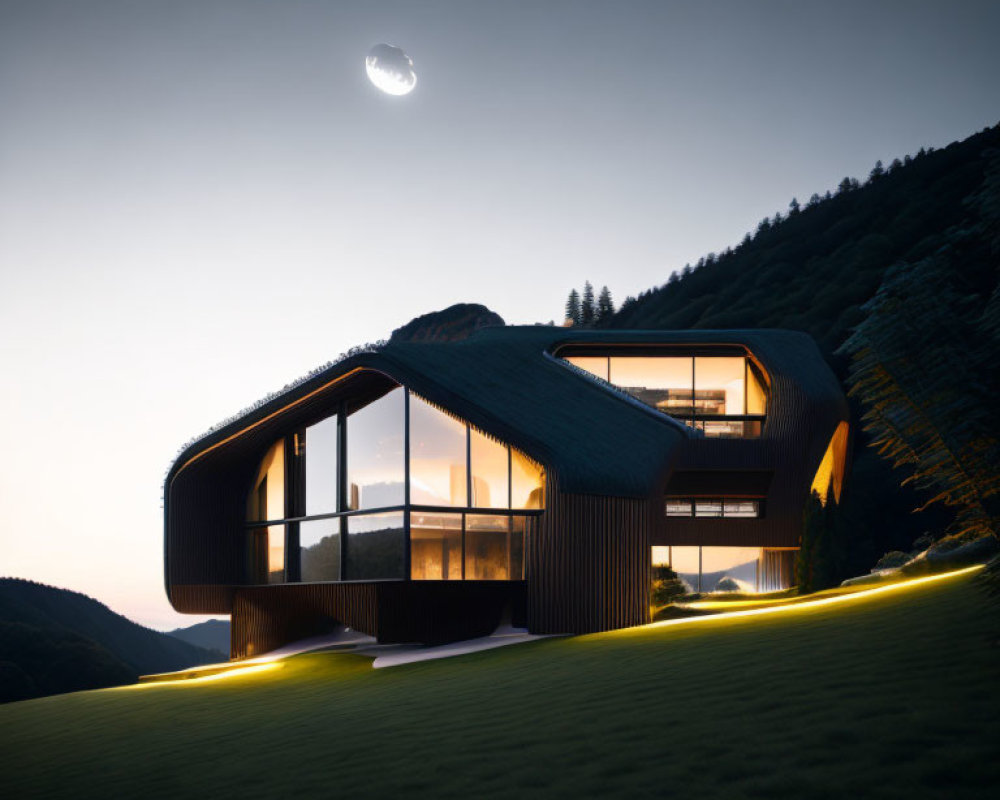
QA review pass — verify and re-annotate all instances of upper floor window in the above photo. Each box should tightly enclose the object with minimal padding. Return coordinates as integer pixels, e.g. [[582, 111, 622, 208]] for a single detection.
[[563, 351, 768, 438], [666, 497, 761, 518]]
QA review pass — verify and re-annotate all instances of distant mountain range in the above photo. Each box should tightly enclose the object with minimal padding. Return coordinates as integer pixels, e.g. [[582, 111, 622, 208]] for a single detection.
[[168, 618, 230, 654], [0, 579, 226, 703]]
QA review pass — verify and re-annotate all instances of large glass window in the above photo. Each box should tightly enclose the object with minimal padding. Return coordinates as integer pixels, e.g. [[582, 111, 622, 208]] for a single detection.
[[345, 512, 405, 580], [299, 518, 341, 582], [245, 382, 540, 586], [410, 512, 462, 580], [654, 546, 795, 593], [564, 352, 768, 438], [347, 389, 405, 510], [304, 415, 338, 516], [694, 357, 745, 416], [470, 428, 509, 508], [608, 357, 693, 415], [409, 394, 467, 507]]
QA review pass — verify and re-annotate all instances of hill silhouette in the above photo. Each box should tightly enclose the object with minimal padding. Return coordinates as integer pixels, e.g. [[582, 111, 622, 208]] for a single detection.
[[607, 123, 1000, 357], [168, 619, 230, 654], [0, 579, 225, 703]]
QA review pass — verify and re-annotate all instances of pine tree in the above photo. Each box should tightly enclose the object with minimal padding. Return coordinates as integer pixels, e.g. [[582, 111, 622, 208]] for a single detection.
[[596, 285, 614, 322], [581, 281, 596, 325], [565, 289, 581, 325], [789, 197, 801, 215], [796, 491, 824, 593], [869, 160, 885, 181]]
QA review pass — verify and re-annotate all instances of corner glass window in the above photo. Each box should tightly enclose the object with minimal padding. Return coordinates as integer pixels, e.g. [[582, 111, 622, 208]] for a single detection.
[[304, 415, 338, 516], [347, 389, 405, 511], [409, 394, 468, 507]]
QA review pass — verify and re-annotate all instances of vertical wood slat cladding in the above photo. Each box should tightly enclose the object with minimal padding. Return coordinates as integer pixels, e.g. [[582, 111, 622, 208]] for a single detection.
[[527, 476, 651, 634], [230, 581, 525, 659]]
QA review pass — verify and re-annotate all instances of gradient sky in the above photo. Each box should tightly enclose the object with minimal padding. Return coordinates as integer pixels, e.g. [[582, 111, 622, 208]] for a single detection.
[[1, 0, 998, 630]]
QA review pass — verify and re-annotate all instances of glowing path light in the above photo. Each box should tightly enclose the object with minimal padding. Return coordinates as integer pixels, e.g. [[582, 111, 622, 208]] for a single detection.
[[621, 565, 985, 636], [119, 662, 283, 690]]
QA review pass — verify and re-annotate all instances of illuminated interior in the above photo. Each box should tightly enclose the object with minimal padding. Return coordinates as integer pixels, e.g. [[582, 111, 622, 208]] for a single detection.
[[565, 352, 768, 437], [652, 545, 795, 593], [243, 384, 541, 585], [810, 421, 849, 504]]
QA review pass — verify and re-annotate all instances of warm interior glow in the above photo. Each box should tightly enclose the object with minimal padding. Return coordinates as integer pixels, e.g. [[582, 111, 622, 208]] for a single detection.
[[409, 393, 468, 506], [248, 439, 284, 522], [565, 356, 609, 381], [470, 428, 509, 508], [511, 449, 545, 509], [810, 421, 849, 503]]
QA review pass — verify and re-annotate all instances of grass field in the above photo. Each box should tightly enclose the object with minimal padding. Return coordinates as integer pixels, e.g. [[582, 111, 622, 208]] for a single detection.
[[1, 569, 997, 799]]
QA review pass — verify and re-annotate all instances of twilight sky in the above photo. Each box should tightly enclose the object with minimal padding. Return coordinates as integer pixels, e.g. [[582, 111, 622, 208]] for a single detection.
[[1, 0, 998, 629]]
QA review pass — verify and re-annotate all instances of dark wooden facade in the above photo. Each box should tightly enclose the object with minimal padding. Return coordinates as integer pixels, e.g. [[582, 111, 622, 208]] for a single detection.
[[164, 327, 848, 658], [231, 581, 526, 659]]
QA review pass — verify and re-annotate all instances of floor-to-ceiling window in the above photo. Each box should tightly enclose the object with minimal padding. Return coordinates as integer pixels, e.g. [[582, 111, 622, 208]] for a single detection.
[[564, 350, 768, 438], [243, 384, 542, 585]]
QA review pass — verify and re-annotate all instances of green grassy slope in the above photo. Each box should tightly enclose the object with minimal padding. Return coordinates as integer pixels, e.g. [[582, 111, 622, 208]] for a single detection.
[[1, 571, 996, 799]]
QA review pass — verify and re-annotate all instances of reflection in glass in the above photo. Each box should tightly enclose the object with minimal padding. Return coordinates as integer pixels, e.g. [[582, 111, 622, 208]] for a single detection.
[[651, 546, 671, 566], [701, 547, 761, 592], [511, 449, 545, 509], [566, 356, 609, 381], [694, 357, 745, 416], [668, 546, 700, 592], [267, 525, 285, 583], [347, 389, 405, 510], [410, 512, 462, 580], [248, 440, 284, 522], [470, 428, 509, 508], [305, 415, 338, 516], [409, 394, 467, 507], [345, 512, 405, 580], [609, 357, 693, 414], [465, 514, 511, 580], [299, 518, 341, 582]]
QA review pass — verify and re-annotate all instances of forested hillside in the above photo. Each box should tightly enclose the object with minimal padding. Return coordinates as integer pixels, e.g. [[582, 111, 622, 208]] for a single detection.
[[0, 579, 225, 703], [608, 123, 1000, 359], [602, 122, 1000, 575]]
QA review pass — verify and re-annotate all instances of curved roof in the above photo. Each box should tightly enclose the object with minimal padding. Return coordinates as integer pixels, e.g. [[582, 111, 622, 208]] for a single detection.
[[166, 325, 845, 499]]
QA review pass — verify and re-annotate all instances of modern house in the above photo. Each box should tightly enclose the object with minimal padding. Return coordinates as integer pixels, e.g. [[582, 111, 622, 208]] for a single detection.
[[164, 327, 849, 658]]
